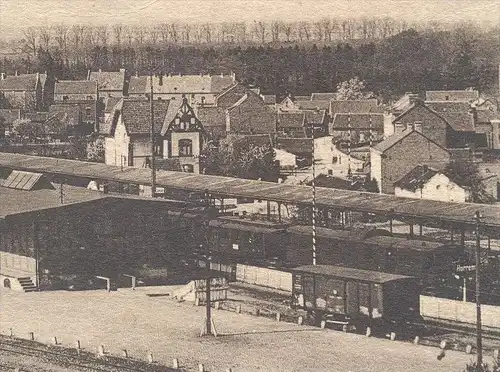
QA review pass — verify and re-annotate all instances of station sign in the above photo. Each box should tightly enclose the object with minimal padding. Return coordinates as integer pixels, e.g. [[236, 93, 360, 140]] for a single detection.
[[455, 264, 476, 273]]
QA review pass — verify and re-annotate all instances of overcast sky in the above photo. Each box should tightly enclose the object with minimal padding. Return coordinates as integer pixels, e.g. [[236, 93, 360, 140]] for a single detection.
[[0, 0, 498, 39]]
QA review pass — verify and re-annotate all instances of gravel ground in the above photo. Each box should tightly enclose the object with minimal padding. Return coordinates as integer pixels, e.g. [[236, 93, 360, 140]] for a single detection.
[[0, 286, 488, 372]]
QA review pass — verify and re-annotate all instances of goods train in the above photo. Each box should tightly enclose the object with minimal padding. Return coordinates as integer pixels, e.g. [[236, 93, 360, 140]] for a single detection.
[[291, 264, 421, 331]]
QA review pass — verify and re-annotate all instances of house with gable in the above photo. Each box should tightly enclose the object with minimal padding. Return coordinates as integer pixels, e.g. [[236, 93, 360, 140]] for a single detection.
[[425, 89, 479, 102], [0, 72, 49, 112], [88, 68, 126, 100], [370, 129, 451, 194], [225, 92, 276, 135], [277, 111, 307, 137], [102, 99, 169, 168], [330, 113, 384, 144], [394, 165, 469, 202], [160, 98, 204, 173], [54, 80, 98, 101]]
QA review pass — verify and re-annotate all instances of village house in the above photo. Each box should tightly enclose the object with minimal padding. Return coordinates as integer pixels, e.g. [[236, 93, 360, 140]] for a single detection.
[[0, 72, 49, 113], [277, 111, 308, 137], [47, 100, 98, 137], [425, 89, 479, 102], [0, 108, 21, 137], [473, 99, 500, 149], [385, 100, 475, 149], [311, 92, 338, 101], [225, 91, 276, 135], [54, 80, 98, 102], [394, 165, 469, 203], [87, 68, 126, 100], [127, 73, 236, 105], [330, 113, 384, 144], [370, 129, 451, 195]]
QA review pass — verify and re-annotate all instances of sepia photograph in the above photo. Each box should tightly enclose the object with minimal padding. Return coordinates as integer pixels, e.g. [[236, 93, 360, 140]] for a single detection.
[[0, 0, 499, 371]]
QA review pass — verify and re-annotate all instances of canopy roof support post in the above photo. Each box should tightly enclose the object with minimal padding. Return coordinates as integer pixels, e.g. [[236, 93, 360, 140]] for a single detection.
[[266, 200, 271, 221]]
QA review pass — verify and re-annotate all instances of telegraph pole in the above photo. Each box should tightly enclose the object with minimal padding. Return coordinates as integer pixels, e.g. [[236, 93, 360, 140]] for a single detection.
[[311, 124, 317, 266], [149, 74, 156, 198], [203, 189, 213, 336], [474, 211, 483, 366]]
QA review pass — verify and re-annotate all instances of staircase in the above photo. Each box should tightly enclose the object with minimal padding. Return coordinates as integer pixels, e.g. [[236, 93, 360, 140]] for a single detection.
[[17, 277, 37, 292]]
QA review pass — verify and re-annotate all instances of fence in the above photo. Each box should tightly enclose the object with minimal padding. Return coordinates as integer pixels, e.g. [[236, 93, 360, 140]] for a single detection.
[[235, 264, 293, 292], [0, 252, 36, 277], [420, 295, 500, 328]]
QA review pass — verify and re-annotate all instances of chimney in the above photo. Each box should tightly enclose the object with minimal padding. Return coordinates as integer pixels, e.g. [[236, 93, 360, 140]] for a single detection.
[[422, 165, 429, 173], [99, 68, 102, 73], [14, 70, 18, 76], [159, 74, 163, 86], [135, 71, 139, 78], [119, 68, 125, 73]]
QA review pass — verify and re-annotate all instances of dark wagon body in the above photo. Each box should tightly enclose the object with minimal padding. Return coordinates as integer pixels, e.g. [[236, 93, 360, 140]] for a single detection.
[[291, 265, 421, 329]]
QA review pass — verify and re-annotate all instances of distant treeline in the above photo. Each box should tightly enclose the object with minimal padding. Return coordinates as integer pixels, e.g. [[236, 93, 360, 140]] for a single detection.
[[1, 20, 499, 100]]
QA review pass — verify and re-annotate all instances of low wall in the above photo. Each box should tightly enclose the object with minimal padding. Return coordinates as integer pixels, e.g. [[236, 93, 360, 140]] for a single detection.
[[0, 252, 36, 277], [235, 264, 293, 292], [420, 295, 500, 328]]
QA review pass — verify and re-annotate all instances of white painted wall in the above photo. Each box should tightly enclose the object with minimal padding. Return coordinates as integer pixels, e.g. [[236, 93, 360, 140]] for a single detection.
[[104, 115, 130, 166], [370, 149, 382, 191], [274, 148, 296, 168], [395, 173, 468, 202]]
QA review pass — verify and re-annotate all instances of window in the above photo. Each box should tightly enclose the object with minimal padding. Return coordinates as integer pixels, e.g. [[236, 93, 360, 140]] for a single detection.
[[87, 95, 94, 100], [63, 96, 69, 101], [445, 95, 449, 101], [201, 96, 206, 104], [178, 139, 193, 156], [85, 107, 92, 117], [190, 117, 196, 125], [183, 164, 194, 173]]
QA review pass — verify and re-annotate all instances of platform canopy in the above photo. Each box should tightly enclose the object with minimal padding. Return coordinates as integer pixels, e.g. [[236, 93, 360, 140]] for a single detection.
[[0, 152, 499, 230]]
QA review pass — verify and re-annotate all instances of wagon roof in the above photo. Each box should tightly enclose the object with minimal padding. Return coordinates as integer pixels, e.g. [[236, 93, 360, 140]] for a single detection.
[[292, 265, 416, 283], [209, 218, 286, 234]]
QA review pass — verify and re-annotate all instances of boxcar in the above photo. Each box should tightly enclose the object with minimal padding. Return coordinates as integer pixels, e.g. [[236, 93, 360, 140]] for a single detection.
[[285, 225, 391, 269], [208, 216, 288, 267], [291, 265, 421, 330]]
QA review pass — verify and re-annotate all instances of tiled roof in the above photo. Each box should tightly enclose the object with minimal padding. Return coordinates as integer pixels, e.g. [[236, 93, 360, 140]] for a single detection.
[[393, 165, 440, 191], [425, 90, 479, 102], [425, 102, 474, 132], [227, 94, 248, 111], [373, 129, 415, 153], [276, 137, 312, 154], [120, 99, 170, 135], [104, 96, 123, 113], [25, 111, 49, 123], [305, 110, 326, 124], [293, 95, 310, 101], [128, 76, 148, 95], [331, 113, 384, 130], [262, 94, 277, 104], [161, 99, 184, 135], [329, 99, 381, 116], [0, 74, 39, 91], [196, 106, 226, 128], [476, 107, 499, 123], [311, 92, 337, 101], [278, 112, 305, 128], [295, 100, 330, 111], [89, 70, 126, 91], [55, 80, 97, 95], [100, 99, 123, 135], [210, 75, 237, 93], [47, 103, 84, 128]]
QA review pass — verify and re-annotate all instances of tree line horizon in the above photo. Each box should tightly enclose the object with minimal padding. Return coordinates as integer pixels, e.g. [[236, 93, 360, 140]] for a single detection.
[[0, 17, 498, 100]]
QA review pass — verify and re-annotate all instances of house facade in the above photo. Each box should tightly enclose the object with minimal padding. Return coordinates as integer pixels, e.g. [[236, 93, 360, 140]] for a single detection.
[[88, 69, 126, 99], [226, 92, 276, 134], [370, 129, 451, 194], [0, 73, 46, 112], [394, 165, 468, 203], [54, 80, 98, 101]]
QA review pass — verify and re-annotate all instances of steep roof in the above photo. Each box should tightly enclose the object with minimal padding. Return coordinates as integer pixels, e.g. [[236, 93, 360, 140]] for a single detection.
[[160, 99, 184, 135], [104, 96, 123, 113], [89, 70, 126, 91], [425, 90, 479, 102], [311, 92, 337, 101], [47, 103, 83, 127], [393, 165, 440, 191], [295, 100, 330, 111], [305, 109, 327, 124], [196, 106, 226, 128], [0, 73, 39, 91], [227, 94, 249, 111], [293, 95, 310, 101], [2, 170, 54, 191], [329, 99, 381, 116], [128, 76, 148, 95], [373, 129, 415, 153], [276, 137, 312, 154], [55, 80, 97, 95], [425, 101, 474, 132], [119, 99, 170, 135], [278, 112, 305, 128], [331, 113, 384, 130]]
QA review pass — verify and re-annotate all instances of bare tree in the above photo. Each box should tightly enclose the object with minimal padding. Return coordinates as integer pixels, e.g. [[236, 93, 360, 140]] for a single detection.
[[270, 21, 281, 42], [112, 24, 123, 46], [254, 21, 267, 43], [168, 23, 179, 43], [96, 25, 109, 46], [282, 22, 294, 42], [53, 24, 69, 56], [123, 25, 134, 46], [133, 25, 146, 46], [380, 17, 396, 38], [85, 26, 98, 47], [298, 21, 311, 41], [149, 25, 159, 44], [365, 18, 378, 39], [159, 23, 169, 44], [39, 26, 52, 49], [182, 23, 192, 43], [21, 27, 38, 57], [202, 23, 212, 43], [314, 21, 324, 41], [321, 18, 335, 42]]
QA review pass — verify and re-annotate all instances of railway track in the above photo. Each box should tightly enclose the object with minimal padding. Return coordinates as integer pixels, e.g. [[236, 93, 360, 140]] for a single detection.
[[0, 339, 176, 372]]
